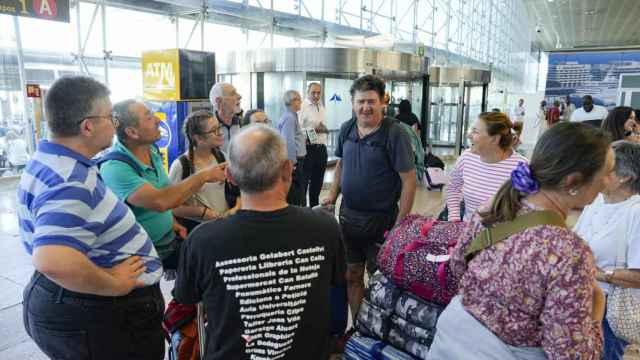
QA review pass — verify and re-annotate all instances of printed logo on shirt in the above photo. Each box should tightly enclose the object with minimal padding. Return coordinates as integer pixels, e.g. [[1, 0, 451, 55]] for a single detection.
[[216, 246, 326, 360]]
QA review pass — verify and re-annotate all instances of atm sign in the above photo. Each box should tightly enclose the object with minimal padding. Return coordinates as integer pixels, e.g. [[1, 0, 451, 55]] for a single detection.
[[0, 0, 70, 23]]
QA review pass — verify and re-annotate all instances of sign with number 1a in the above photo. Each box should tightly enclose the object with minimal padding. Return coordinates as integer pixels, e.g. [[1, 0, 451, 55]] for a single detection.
[[0, 0, 70, 23]]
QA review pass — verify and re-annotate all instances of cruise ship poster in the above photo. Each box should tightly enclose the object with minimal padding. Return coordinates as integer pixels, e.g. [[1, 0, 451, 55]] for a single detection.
[[545, 51, 640, 108]]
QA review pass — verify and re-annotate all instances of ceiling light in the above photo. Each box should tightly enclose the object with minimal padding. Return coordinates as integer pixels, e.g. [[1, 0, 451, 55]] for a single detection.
[[585, 9, 596, 15]]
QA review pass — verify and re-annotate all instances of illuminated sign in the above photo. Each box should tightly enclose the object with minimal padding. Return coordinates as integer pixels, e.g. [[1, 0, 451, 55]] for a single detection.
[[0, 0, 70, 23], [26, 84, 41, 98], [142, 49, 181, 101]]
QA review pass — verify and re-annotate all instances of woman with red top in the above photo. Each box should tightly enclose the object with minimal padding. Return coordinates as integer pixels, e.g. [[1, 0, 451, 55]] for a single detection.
[[546, 100, 561, 127], [427, 122, 612, 360]]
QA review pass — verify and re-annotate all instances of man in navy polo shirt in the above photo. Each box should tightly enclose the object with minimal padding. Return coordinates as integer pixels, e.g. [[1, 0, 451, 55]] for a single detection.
[[17, 76, 165, 359], [323, 74, 417, 320]]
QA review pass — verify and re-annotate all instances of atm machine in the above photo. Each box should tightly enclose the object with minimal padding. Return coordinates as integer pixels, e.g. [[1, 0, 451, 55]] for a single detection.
[[141, 49, 215, 171]]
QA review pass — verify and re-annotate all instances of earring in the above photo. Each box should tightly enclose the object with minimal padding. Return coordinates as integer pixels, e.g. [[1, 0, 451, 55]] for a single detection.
[[569, 188, 579, 196]]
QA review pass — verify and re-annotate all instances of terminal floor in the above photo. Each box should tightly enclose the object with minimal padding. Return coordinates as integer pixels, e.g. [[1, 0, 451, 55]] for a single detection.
[[0, 176, 637, 359]]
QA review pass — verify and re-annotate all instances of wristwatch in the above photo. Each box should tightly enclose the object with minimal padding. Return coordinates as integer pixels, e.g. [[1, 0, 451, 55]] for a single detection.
[[604, 269, 615, 283]]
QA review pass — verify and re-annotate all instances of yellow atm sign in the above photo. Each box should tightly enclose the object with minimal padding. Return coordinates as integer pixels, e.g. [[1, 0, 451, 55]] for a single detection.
[[142, 49, 181, 101]]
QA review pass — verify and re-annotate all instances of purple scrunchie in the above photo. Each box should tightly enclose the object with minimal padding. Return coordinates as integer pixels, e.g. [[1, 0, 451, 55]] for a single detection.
[[511, 162, 539, 194]]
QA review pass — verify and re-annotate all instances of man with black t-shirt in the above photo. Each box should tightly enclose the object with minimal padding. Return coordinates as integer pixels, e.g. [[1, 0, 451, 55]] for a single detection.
[[175, 124, 344, 360]]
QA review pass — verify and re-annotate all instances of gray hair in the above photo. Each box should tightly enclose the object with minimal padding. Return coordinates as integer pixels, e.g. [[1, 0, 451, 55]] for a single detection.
[[307, 82, 321, 92], [209, 82, 230, 111], [112, 99, 139, 142], [228, 124, 288, 193], [613, 141, 640, 194], [283, 90, 301, 107], [44, 75, 110, 137]]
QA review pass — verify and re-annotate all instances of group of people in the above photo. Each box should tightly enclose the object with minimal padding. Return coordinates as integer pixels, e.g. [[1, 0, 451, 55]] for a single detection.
[[15, 71, 640, 360], [16, 74, 417, 360]]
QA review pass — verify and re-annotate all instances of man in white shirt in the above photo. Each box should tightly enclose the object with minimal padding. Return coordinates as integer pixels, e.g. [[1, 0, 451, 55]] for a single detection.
[[512, 98, 525, 122], [299, 82, 329, 207], [570, 95, 608, 127]]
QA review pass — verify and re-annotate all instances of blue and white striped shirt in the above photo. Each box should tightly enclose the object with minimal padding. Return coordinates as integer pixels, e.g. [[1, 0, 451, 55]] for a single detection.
[[16, 141, 162, 285]]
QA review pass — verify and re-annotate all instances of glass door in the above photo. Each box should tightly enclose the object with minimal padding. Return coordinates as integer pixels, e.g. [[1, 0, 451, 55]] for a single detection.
[[429, 85, 460, 146]]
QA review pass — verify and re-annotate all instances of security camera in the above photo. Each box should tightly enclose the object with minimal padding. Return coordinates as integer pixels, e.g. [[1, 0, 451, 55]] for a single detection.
[[535, 25, 542, 33]]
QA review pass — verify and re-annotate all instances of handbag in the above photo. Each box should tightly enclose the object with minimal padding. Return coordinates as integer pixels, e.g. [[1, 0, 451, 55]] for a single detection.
[[606, 200, 640, 344]]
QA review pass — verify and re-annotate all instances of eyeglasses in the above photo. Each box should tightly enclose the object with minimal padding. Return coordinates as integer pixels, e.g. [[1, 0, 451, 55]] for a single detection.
[[78, 114, 119, 126], [201, 126, 223, 135]]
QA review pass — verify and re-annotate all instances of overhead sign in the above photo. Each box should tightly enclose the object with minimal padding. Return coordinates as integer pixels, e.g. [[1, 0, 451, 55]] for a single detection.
[[26, 84, 41, 98], [142, 49, 181, 101], [0, 0, 70, 23]]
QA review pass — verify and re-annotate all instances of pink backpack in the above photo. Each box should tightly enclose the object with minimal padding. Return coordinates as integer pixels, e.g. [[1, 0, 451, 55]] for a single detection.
[[377, 215, 467, 306]]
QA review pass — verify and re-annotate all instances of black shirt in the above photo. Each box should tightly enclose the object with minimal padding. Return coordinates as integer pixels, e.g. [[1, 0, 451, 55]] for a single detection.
[[335, 117, 415, 212], [175, 206, 345, 360], [395, 112, 421, 130]]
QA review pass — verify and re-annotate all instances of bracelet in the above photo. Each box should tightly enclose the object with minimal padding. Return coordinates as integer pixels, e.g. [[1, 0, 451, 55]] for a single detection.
[[201, 206, 208, 218]]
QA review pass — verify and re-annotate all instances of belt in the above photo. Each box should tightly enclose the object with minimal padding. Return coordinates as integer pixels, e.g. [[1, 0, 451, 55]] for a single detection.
[[306, 143, 326, 147], [296, 156, 306, 161], [32, 271, 160, 302]]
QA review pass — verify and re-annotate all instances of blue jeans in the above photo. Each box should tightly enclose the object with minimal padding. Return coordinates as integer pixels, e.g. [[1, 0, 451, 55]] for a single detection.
[[603, 314, 628, 360]]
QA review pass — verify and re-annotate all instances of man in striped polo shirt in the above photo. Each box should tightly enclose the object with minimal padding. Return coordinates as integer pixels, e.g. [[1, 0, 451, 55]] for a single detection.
[[17, 76, 165, 359]]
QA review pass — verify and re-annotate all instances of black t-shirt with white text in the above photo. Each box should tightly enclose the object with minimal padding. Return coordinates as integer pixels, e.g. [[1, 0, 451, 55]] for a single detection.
[[175, 206, 345, 360]]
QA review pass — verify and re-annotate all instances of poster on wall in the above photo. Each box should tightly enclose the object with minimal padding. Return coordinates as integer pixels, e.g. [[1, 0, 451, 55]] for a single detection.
[[545, 51, 640, 108]]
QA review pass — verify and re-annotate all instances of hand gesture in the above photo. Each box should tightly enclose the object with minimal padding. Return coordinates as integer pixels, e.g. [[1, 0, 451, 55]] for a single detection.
[[107, 256, 146, 296], [202, 163, 227, 183]]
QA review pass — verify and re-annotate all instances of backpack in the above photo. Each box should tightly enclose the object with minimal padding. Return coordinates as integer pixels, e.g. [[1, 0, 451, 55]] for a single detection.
[[163, 300, 204, 360], [176, 149, 240, 209], [96, 151, 144, 176], [96, 144, 163, 177], [423, 151, 446, 190], [377, 215, 466, 306]]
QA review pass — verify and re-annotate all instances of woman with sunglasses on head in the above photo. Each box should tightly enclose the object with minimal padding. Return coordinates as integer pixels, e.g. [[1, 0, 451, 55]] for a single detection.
[[169, 110, 241, 232]]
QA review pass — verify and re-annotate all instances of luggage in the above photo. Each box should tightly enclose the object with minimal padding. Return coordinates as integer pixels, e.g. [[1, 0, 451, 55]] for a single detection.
[[423, 152, 446, 191], [356, 299, 393, 339], [378, 215, 465, 305], [344, 333, 417, 360], [164, 301, 206, 360], [393, 292, 443, 331]]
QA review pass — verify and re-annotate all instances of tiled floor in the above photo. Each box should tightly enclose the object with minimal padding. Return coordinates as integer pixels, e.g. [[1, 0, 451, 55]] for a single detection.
[[0, 175, 638, 359]]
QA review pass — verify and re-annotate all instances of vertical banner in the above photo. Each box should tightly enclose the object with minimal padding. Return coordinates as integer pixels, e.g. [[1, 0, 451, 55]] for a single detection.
[[146, 101, 181, 172]]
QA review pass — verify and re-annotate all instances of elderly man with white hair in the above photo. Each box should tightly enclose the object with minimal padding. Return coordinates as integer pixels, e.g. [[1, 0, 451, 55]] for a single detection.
[[209, 82, 243, 152], [277, 89, 307, 206], [175, 124, 345, 360]]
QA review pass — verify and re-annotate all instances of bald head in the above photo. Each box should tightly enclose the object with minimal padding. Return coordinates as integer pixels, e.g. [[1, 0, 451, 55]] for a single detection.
[[228, 124, 288, 193]]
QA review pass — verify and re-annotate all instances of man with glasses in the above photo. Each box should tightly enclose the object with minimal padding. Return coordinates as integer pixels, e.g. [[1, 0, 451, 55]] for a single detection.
[[17, 76, 166, 359], [209, 82, 243, 152], [100, 100, 226, 271]]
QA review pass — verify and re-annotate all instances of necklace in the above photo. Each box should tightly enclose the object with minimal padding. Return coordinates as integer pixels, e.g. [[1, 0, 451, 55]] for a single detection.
[[539, 191, 568, 220], [357, 123, 381, 138]]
